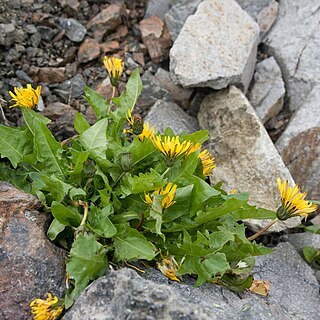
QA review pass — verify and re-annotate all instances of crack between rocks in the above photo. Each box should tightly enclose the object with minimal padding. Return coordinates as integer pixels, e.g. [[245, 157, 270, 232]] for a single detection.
[[293, 42, 308, 76]]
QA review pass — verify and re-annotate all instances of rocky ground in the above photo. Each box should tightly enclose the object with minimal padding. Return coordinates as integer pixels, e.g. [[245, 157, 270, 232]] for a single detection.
[[1, 0, 320, 319]]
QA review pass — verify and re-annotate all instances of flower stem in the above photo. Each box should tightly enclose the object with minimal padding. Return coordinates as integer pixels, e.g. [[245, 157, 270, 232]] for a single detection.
[[112, 86, 116, 98], [79, 201, 89, 227], [247, 218, 278, 241]]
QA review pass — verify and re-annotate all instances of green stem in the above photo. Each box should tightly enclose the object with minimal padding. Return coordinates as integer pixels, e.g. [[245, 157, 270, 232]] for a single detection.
[[161, 167, 170, 178], [79, 201, 89, 227], [248, 218, 278, 241]]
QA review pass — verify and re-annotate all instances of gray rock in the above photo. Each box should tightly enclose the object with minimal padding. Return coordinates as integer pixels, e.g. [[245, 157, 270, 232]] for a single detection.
[[164, 0, 201, 41], [25, 24, 38, 34], [137, 71, 172, 111], [144, 0, 172, 19], [236, 0, 279, 39], [145, 100, 199, 134], [30, 32, 42, 48], [170, 0, 259, 93], [0, 23, 16, 46], [65, 259, 314, 320], [276, 85, 320, 200], [15, 70, 34, 84], [248, 57, 285, 123], [254, 242, 320, 320], [263, 0, 320, 112], [287, 233, 320, 254], [198, 86, 300, 232], [58, 74, 86, 99], [63, 268, 213, 320], [57, 18, 87, 42], [155, 68, 193, 109], [37, 26, 57, 42], [0, 182, 66, 320]]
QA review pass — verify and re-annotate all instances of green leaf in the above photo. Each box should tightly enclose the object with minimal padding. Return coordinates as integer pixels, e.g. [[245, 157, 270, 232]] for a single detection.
[[33, 121, 65, 177], [80, 118, 108, 159], [0, 125, 33, 167], [84, 86, 109, 118], [65, 233, 108, 307], [74, 112, 90, 134], [113, 225, 156, 261], [208, 231, 235, 251], [305, 224, 320, 234], [51, 201, 82, 227], [112, 68, 142, 113], [22, 108, 50, 135], [302, 246, 319, 264], [88, 206, 117, 238], [220, 274, 254, 292], [30, 173, 72, 203], [180, 130, 209, 145], [47, 218, 66, 241]]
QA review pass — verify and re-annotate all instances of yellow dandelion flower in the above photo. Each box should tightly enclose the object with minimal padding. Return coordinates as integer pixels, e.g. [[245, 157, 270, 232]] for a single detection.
[[157, 255, 181, 282], [9, 84, 41, 109], [30, 293, 64, 320], [103, 56, 124, 87], [198, 149, 216, 176], [276, 178, 318, 220], [152, 136, 201, 160], [144, 182, 177, 209], [138, 122, 154, 142]]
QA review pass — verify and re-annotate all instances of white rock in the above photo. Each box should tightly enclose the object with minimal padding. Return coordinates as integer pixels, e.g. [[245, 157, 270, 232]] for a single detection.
[[198, 86, 300, 232], [248, 56, 285, 123], [263, 0, 320, 111], [170, 0, 259, 93]]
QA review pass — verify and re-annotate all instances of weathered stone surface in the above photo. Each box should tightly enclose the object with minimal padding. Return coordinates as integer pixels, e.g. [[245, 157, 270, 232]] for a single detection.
[[0, 182, 66, 320], [236, 0, 278, 37], [263, 0, 320, 111], [137, 71, 172, 111], [100, 40, 120, 54], [93, 77, 113, 100], [87, 4, 125, 39], [58, 74, 86, 99], [248, 57, 285, 123], [65, 256, 316, 320], [144, 0, 171, 19], [170, 0, 259, 92], [164, 0, 201, 41], [198, 86, 299, 232], [58, 0, 80, 14], [38, 67, 67, 83], [155, 68, 193, 109], [57, 18, 87, 42], [287, 232, 320, 254], [139, 16, 172, 64], [145, 100, 199, 134], [254, 242, 320, 320], [63, 268, 213, 320], [276, 86, 320, 199], [77, 38, 100, 63]]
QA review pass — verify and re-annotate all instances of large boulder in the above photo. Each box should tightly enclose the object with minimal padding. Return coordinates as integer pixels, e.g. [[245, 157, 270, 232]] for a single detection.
[[263, 0, 320, 112], [0, 182, 66, 320], [276, 86, 320, 200], [170, 0, 259, 93], [64, 242, 320, 319], [197, 86, 300, 231]]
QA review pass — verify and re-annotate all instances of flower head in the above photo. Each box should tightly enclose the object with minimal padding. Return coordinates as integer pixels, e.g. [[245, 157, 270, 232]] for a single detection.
[[104, 56, 124, 87], [138, 122, 154, 142], [144, 182, 177, 209], [9, 84, 41, 109], [157, 255, 180, 282], [276, 178, 318, 220], [198, 149, 216, 176], [30, 293, 64, 320], [152, 135, 201, 160]]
